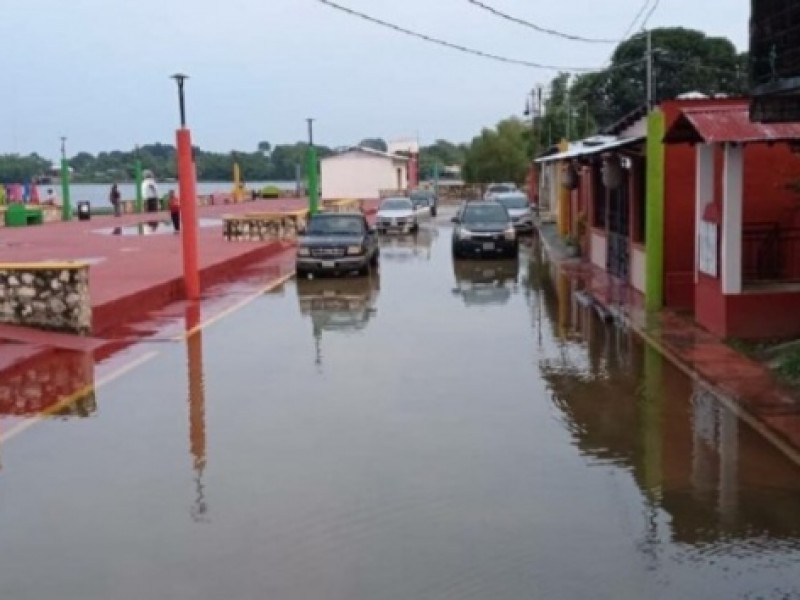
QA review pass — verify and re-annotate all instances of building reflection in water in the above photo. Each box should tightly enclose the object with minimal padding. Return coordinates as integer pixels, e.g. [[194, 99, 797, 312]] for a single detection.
[[295, 272, 380, 367], [185, 303, 208, 523], [378, 227, 437, 263], [527, 237, 800, 551]]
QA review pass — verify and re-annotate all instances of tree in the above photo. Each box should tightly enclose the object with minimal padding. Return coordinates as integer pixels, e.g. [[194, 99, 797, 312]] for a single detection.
[[569, 27, 748, 129], [419, 139, 468, 179], [258, 141, 271, 154], [358, 138, 388, 152], [463, 118, 529, 185]]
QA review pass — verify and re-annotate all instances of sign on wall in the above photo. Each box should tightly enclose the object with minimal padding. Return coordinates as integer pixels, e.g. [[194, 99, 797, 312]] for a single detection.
[[698, 220, 719, 277]]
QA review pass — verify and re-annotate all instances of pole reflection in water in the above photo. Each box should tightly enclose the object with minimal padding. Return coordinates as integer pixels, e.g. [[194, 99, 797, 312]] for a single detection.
[[185, 303, 208, 523]]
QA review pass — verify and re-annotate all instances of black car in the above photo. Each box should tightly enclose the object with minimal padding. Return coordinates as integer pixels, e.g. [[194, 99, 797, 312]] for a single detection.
[[410, 189, 438, 217], [451, 201, 518, 259], [296, 212, 379, 277]]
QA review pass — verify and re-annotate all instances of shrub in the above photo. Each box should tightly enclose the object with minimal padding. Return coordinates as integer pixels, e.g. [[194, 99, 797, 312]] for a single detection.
[[261, 185, 282, 198]]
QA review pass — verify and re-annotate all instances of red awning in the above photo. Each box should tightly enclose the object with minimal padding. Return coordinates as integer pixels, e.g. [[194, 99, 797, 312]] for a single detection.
[[663, 104, 800, 144]]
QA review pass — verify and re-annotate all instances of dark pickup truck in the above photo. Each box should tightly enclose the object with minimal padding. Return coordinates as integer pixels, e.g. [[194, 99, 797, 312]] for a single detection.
[[296, 212, 380, 277]]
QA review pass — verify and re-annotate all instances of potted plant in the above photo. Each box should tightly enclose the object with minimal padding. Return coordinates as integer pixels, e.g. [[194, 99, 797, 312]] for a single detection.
[[564, 235, 580, 258]]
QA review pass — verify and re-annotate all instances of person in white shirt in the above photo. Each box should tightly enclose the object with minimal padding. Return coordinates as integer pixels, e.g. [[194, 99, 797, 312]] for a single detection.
[[142, 171, 159, 213]]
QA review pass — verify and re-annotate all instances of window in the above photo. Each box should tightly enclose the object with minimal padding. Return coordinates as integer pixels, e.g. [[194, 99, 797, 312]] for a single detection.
[[592, 169, 606, 229]]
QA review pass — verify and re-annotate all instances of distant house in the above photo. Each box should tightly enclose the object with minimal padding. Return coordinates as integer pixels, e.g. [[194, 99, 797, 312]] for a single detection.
[[320, 147, 410, 200]]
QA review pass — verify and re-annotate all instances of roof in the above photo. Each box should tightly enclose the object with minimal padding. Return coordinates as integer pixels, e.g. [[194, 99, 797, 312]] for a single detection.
[[535, 135, 644, 163], [601, 105, 649, 136], [663, 104, 800, 144], [324, 146, 410, 162]]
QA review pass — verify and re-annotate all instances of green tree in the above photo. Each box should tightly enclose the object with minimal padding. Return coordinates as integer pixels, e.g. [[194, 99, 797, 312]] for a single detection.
[[569, 27, 747, 129], [464, 118, 529, 185], [419, 139, 468, 179]]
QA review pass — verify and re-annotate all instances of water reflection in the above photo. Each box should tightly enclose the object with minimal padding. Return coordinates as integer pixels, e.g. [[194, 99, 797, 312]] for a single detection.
[[378, 227, 437, 262], [0, 347, 97, 420], [527, 238, 800, 550], [296, 272, 380, 365], [451, 258, 519, 307], [185, 304, 209, 523]]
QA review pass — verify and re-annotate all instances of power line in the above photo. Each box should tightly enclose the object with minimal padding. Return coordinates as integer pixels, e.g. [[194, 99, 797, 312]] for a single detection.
[[313, 0, 622, 72], [621, 0, 654, 40], [640, 0, 661, 31], [464, 0, 618, 44]]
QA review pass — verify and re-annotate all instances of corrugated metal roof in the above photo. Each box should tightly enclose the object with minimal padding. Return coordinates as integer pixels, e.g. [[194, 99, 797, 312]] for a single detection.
[[535, 135, 644, 163], [663, 105, 800, 144]]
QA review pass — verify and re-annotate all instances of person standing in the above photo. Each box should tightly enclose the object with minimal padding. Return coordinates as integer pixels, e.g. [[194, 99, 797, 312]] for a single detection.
[[109, 183, 122, 216], [168, 190, 181, 232], [142, 171, 159, 213]]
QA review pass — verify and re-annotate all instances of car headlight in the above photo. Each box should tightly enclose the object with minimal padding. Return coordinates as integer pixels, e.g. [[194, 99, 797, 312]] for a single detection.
[[297, 247, 311, 257], [504, 227, 516, 241], [457, 228, 473, 240], [347, 245, 364, 255]]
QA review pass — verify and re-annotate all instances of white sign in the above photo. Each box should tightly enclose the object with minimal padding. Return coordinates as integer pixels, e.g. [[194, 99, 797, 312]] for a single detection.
[[698, 221, 718, 277]]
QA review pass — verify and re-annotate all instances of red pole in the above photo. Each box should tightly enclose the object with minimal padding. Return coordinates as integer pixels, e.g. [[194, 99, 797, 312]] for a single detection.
[[176, 128, 200, 300]]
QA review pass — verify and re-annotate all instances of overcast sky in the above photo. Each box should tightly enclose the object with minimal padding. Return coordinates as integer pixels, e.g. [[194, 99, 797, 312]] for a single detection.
[[0, 0, 749, 159]]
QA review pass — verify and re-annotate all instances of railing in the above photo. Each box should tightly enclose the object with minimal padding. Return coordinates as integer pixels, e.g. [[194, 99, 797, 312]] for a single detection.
[[742, 222, 800, 284]]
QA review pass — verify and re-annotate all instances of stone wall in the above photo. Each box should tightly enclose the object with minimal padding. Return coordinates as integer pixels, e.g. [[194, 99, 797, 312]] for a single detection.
[[0, 263, 91, 334], [224, 215, 306, 242]]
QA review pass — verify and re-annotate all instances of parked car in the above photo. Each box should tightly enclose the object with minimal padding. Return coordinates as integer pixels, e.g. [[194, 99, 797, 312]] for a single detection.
[[410, 189, 438, 217], [451, 201, 518, 259], [483, 182, 518, 201], [296, 212, 379, 277], [376, 197, 418, 234], [494, 192, 533, 232]]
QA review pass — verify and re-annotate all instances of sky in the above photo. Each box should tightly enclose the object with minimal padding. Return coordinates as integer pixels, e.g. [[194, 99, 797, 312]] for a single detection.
[[0, 0, 750, 159]]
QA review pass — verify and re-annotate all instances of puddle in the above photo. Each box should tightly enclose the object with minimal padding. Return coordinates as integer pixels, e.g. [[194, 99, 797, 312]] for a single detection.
[[92, 218, 222, 236]]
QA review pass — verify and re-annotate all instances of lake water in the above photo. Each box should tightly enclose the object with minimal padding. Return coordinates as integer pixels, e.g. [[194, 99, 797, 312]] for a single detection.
[[29, 181, 296, 205]]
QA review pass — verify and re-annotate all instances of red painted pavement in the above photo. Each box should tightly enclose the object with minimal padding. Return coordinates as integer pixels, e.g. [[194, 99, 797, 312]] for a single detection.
[[0, 197, 378, 335]]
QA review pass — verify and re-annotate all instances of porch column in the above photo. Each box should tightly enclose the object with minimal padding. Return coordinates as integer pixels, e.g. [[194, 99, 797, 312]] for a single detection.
[[645, 109, 665, 311], [695, 144, 714, 283], [721, 144, 743, 295]]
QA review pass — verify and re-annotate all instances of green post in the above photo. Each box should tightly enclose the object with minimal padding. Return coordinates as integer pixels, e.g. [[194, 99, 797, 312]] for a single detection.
[[134, 155, 144, 214], [433, 161, 440, 195], [60, 159, 72, 222], [306, 146, 319, 215], [645, 109, 665, 311]]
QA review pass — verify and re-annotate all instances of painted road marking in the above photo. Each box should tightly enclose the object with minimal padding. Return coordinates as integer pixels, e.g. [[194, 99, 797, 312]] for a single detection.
[[174, 270, 296, 341], [0, 350, 159, 444]]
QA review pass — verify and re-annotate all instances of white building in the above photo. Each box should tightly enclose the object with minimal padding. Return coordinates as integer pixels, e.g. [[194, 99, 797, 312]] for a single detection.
[[320, 147, 409, 200]]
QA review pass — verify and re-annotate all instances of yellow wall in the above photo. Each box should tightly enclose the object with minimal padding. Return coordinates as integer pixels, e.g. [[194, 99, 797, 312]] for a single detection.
[[556, 140, 570, 238]]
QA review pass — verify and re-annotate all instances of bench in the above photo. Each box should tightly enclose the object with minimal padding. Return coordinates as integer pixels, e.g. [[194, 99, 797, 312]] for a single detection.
[[224, 209, 310, 242], [321, 198, 363, 213], [4, 204, 44, 227]]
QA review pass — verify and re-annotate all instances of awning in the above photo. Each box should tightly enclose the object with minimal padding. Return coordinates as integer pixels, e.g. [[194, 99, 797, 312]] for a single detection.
[[535, 136, 644, 163], [663, 104, 800, 144]]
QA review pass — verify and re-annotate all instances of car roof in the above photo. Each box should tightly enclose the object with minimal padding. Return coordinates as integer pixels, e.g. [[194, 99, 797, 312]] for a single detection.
[[493, 191, 528, 199], [381, 196, 412, 203]]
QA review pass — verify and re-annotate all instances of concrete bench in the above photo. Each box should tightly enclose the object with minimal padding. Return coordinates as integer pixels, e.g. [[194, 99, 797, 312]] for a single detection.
[[321, 198, 363, 213], [223, 209, 309, 242]]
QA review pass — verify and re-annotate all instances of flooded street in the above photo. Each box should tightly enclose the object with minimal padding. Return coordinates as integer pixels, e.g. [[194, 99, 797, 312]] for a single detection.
[[1, 212, 800, 599]]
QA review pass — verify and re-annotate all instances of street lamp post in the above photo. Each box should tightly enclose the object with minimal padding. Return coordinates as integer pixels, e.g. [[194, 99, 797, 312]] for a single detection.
[[306, 118, 320, 215], [171, 73, 200, 301], [59, 136, 72, 221]]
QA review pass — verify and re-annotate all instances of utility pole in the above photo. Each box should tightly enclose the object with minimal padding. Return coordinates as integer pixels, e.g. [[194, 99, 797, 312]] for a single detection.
[[59, 136, 72, 222], [306, 118, 319, 215], [646, 29, 654, 108]]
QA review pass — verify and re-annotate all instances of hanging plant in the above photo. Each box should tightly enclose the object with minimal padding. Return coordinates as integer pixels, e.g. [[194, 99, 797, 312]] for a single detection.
[[602, 154, 622, 189], [562, 162, 579, 190]]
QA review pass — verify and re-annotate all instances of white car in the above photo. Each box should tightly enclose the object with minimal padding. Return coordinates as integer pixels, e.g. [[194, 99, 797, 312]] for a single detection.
[[483, 182, 518, 201], [376, 197, 418, 234], [494, 192, 533, 232]]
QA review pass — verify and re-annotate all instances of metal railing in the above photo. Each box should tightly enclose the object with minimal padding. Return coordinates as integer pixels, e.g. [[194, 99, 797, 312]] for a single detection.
[[742, 222, 800, 284]]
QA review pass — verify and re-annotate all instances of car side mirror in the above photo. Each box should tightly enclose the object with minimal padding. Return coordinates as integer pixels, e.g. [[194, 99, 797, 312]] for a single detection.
[[451, 217, 460, 224]]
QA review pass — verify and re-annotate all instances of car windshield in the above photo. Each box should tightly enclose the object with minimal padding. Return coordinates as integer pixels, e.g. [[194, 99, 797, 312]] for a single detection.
[[307, 215, 365, 235], [462, 203, 509, 224], [381, 198, 413, 211], [496, 195, 529, 209], [410, 192, 431, 203], [488, 185, 513, 194]]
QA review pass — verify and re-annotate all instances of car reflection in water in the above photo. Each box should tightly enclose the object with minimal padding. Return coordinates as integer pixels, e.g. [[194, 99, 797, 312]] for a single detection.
[[296, 272, 381, 365], [378, 226, 437, 262], [452, 258, 520, 307]]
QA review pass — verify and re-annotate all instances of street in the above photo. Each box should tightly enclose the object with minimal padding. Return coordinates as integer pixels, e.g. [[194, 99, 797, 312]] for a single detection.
[[1, 210, 799, 600]]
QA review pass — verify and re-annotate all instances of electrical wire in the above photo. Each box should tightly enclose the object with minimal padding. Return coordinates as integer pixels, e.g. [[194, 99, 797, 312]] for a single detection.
[[314, 0, 625, 72], [464, 0, 618, 44], [620, 0, 654, 40], [640, 0, 661, 31]]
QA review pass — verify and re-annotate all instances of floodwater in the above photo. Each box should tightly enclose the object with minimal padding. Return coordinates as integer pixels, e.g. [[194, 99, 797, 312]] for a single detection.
[[1, 214, 800, 599], [92, 218, 222, 236]]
